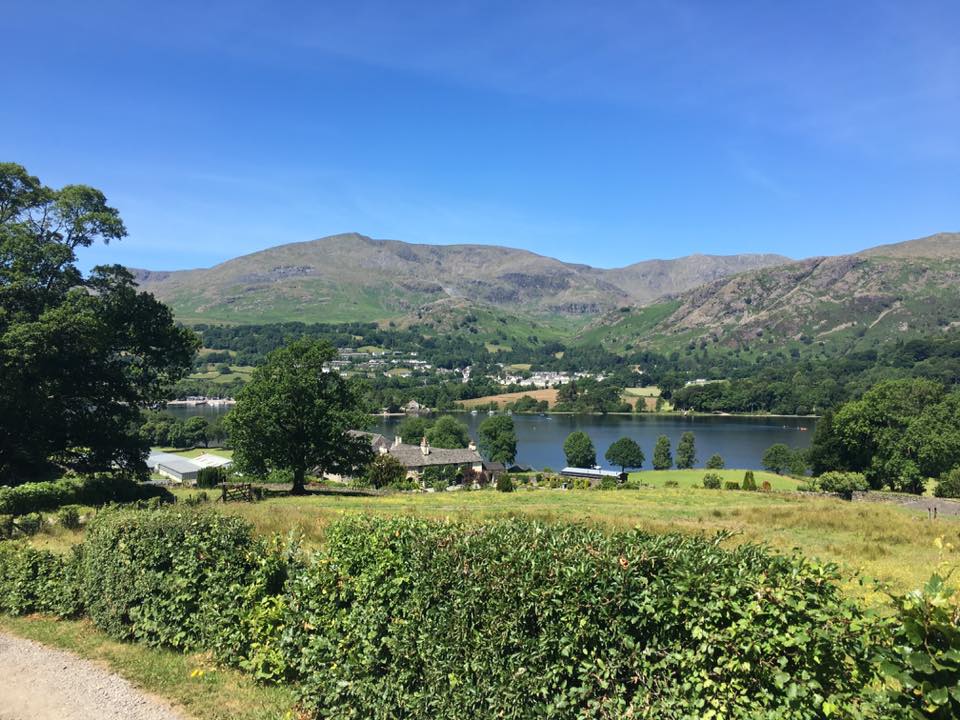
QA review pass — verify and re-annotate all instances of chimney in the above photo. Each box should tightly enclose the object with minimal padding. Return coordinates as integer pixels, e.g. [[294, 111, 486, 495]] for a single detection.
[[420, 436, 430, 456], [468, 440, 477, 452], [393, 435, 402, 448]]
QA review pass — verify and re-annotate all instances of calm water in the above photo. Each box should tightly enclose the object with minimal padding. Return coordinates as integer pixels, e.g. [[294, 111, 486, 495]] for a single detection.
[[373, 413, 814, 471], [166, 405, 814, 470]]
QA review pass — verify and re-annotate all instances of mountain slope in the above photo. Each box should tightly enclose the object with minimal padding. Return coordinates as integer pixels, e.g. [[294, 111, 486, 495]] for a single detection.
[[587, 233, 960, 352], [131, 232, 788, 325]]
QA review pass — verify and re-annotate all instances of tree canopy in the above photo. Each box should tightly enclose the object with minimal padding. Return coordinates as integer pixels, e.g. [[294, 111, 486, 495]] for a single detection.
[[478, 415, 517, 464], [225, 339, 372, 493], [809, 378, 960, 493], [0, 163, 197, 483], [652, 435, 672, 470], [426, 415, 471, 449], [604, 437, 644, 472], [563, 431, 596, 468], [676, 432, 696, 469]]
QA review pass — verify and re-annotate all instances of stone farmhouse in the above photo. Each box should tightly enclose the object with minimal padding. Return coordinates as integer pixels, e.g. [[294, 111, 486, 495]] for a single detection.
[[352, 431, 484, 482]]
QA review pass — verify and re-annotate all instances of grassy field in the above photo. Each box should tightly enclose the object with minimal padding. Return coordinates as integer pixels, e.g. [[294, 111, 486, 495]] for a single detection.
[[186, 479, 958, 599], [8, 476, 958, 720], [0, 615, 295, 720], [461, 388, 558, 408]]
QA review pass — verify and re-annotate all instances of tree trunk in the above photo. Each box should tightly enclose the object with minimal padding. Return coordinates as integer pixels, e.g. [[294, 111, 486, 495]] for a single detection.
[[291, 466, 307, 495]]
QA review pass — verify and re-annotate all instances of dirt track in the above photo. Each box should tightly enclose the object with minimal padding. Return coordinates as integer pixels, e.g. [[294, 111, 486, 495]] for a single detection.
[[0, 632, 185, 720]]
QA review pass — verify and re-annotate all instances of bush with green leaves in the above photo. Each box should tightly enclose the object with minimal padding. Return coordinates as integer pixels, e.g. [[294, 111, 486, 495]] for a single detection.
[[196, 466, 228, 489], [15, 512, 43, 535], [0, 473, 172, 516], [282, 516, 886, 719], [663, 479, 679, 488], [702, 472, 722, 489], [742, 470, 757, 491], [57, 505, 81, 530], [0, 543, 84, 617], [724, 481, 741, 490], [495, 473, 514, 493], [880, 572, 960, 719], [706, 453, 725, 469], [933, 467, 960, 498], [81, 507, 262, 651], [814, 471, 870, 500]]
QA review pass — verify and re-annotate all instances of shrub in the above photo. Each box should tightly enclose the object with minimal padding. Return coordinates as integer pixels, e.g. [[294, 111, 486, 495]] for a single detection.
[[815, 471, 869, 500], [57, 505, 81, 530], [0, 514, 12, 539], [880, 572, 960, 719], [702, 473, 722, 489], [663, 480, 679, 488], [598, 476, 617, 490], [705, 453, 725, 469], [265, 468, 295, 485], [934, 467, 960, 498], [742, 470, 757, 491], [761, 480, 772, 492], [82, 507, 262, 651], [283, 516, 885, 719], [0, 474, 172, 516], [724, 481, 741, 490], [495, 473, 514, 493], [16, 512, 42, 535], [196, 466, 227, 489], [0, 543, 84, 617]]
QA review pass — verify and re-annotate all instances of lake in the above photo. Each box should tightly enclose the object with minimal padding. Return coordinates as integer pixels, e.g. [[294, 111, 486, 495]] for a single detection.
[[368, 413, 814, 471], [166, 403, 816, 471]]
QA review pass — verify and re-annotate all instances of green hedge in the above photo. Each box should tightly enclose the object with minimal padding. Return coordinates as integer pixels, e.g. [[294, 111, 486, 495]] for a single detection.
[[3, 510, 956, 718], [0, 543, 84, 617], [81, 507, 263, 651], [282, 517, 885, 719], [0, 474, 172, 516]]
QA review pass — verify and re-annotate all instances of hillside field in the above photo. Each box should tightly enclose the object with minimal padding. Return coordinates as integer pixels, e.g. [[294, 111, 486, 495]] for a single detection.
[[180, 479, 957, 598], [460, 388, 558, 408]]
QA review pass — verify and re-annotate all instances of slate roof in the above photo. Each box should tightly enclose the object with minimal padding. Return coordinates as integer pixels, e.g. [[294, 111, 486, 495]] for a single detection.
[[388, 443, 482, 468], [349, 430, 390, 453]]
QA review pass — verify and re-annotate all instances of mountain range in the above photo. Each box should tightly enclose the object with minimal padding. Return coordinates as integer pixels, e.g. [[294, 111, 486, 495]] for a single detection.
[[132, 231, 960, 352], [130, 232, 787, 325]]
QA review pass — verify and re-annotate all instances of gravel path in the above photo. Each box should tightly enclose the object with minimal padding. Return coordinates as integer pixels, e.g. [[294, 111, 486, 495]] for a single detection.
[[0, 632, 187, 720]]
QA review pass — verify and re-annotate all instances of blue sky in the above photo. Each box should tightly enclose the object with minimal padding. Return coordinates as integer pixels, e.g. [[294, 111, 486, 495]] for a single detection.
[[2, 1, 958, 270]]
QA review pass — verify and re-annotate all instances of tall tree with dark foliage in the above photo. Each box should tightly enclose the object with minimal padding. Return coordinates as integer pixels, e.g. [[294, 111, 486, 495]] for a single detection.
[[0, 163, 197, 483]]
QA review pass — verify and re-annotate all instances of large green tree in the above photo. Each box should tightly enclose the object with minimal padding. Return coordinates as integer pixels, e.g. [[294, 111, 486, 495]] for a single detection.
[[675, 431, 696, 469], [563, 431, 596, 467], [478, 415, 517, 464], [652, 435, 672, 470], [604, 437, 644, 473], [0, 163, 197, 483], [225, 339, 372, 494], [426, 415, 471, 449], [818, 378, 960, 493]]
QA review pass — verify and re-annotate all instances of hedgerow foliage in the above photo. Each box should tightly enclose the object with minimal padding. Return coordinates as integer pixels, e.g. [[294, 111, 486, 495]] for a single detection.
[[0, 473, 172, 516], [0, 543, 84, 617], [881, 573, 960, 719], [282, 517, 884, 719], [81, 507, 262, 650], [4, 509, 957, 718]]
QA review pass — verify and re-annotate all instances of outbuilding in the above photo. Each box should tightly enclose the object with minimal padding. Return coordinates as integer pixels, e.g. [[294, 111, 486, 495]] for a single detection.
[[156, 457, 201, 484]]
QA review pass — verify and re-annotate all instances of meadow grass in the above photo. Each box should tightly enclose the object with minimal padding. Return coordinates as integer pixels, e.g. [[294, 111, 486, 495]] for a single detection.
[[193, 481, 958, 598], [0, 615, 296, 720]]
